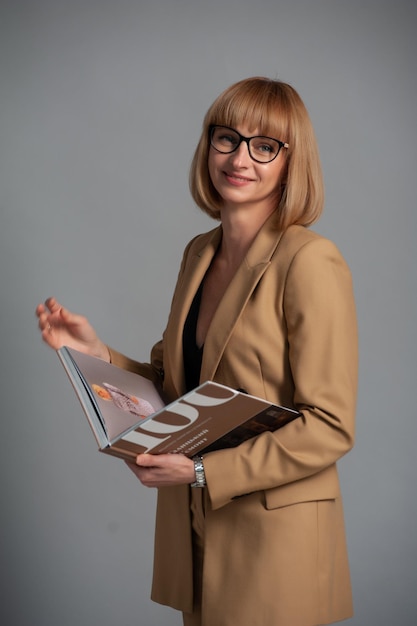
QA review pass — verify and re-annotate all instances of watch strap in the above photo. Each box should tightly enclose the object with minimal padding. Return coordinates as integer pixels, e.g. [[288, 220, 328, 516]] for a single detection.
[[191, 455, 206, 488]]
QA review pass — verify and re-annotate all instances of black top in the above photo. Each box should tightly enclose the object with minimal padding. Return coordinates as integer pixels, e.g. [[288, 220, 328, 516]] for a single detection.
[[182, 282, 204, 392]]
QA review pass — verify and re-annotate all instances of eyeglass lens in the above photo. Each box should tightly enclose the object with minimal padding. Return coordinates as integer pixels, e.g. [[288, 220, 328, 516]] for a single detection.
[[210, 126, 282, 163]]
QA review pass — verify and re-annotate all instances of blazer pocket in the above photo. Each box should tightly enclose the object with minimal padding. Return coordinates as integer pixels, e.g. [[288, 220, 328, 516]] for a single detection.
[[264, 465, 341, 510]]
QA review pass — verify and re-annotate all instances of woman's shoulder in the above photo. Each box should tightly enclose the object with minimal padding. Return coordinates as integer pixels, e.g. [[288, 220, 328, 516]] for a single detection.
[[277, 225, 352, 282], [280, 225, 345, 259], [282, 224, 326, 246]]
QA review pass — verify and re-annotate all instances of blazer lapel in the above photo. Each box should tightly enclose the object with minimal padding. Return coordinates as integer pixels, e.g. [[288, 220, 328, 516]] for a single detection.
[[165, 214, 286, 396], [201, 215, 286, 381]]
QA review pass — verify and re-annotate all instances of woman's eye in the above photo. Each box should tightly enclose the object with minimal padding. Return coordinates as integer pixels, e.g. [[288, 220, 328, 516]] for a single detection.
[[219, 134, 236, 145], [258, 143, 274, 153]]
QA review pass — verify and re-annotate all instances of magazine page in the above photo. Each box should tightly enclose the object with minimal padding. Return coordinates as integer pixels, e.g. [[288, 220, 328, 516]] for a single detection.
[[64, 347, 165, 443], [118, 382, 301, 457]]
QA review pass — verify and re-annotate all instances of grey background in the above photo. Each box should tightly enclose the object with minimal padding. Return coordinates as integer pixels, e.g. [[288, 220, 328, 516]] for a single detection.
[[1, 1, 416, 625]]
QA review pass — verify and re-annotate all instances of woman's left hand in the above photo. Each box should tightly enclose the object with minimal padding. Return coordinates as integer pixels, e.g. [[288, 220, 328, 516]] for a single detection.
[[126, 453, 196, 488]]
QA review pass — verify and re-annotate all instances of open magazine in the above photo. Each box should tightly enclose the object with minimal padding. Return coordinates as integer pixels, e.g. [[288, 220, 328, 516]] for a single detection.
[[57, 346, 301, 461]]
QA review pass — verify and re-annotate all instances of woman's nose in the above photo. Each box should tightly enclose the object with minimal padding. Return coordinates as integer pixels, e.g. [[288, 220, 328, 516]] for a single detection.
[[229, 141, 251, 165]]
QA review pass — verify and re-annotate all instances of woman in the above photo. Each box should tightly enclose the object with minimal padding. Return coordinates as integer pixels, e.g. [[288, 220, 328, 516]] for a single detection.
[[36, 77, 358, 625]]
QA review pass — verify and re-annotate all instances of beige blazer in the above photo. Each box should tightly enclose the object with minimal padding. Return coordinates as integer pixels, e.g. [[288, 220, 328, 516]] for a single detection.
[[110, 215, 358, 626]]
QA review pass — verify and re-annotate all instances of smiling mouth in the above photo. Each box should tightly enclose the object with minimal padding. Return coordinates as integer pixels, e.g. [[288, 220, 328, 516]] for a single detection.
[[224, 172, 253, 182]]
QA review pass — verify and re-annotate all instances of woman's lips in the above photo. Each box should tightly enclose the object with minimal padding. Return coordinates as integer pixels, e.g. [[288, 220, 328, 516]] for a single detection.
[[224, 171, 253, 185]]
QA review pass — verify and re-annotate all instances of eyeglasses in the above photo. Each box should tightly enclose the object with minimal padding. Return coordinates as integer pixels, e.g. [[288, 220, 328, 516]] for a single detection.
[[209, 125, 289, 163]]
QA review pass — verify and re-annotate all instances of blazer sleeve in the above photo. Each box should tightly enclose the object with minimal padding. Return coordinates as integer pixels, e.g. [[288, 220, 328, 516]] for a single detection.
[[204, 237, 358, 510], [107, 344, 163, 385]]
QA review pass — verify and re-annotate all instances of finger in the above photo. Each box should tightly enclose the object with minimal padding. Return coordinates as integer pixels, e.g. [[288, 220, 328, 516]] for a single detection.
[[41, 327, 54, 342], [135, 453, 174, 468], [48, 303, 78, 329], [135, 453, 158, 467], [37, 307, 61, 341], [37, 311, 51, 333], [59, 305, 76, 324], [44, 296, 62, 314], [126, 462, 155, 486], [36, 304, 56, 334], [37, 310, 46, 327], [35, 303, 46, 318], [57, 304, 87, 330]]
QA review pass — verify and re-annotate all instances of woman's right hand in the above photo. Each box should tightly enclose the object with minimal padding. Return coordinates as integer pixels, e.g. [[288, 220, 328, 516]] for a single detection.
[[36, 297, 110, 361]]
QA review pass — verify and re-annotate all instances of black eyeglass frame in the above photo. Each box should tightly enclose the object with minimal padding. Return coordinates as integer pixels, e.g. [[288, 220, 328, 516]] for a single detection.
[[209, 124, 289, 163]]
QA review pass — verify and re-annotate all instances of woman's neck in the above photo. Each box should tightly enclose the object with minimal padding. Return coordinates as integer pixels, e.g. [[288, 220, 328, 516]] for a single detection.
[[218, 206, 275, 267]]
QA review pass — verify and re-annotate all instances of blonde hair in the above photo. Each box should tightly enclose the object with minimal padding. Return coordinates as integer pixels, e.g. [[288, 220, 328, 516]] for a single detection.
[[189, 77, 324, 230]]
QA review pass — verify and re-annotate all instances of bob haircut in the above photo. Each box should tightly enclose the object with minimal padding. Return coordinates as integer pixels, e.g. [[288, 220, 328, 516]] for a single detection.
[[189, 77, 324, 230]]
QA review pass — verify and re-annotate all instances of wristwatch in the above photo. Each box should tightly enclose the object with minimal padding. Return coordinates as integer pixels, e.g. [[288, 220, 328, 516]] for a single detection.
[[191, 455, 206, 488]]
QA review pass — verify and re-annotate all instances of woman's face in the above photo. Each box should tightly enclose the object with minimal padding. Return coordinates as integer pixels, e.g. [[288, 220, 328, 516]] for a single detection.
[[208, 124, 287, 217]]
